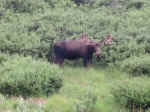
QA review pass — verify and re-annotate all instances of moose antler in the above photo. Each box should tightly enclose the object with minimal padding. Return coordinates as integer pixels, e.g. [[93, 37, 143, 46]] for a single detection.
[[102, 34, 115, 45], [79, 33, 90, 43], [80, 33, 88, 39]]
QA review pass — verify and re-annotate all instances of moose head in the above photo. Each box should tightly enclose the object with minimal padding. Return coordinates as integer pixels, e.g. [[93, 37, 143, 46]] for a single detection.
[[103, 34, 115, 45], [85, 34, 115, 57]]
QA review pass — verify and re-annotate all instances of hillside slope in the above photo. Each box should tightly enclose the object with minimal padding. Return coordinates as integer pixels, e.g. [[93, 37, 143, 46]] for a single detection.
[[0, 0, 150, 64]]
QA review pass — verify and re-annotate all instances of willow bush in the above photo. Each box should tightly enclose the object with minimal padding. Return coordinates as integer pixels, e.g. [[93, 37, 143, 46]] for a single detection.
[[112, 77, 150, 111], [119, 55, 150, 76], [0, 56, 63, 97]]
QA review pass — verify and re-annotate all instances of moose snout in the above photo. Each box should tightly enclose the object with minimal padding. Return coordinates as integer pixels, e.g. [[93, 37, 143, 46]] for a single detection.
[[95, 52, 101, 57]]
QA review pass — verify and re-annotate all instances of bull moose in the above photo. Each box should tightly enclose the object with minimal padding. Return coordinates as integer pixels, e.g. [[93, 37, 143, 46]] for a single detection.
[[53, 34, 114, 67]]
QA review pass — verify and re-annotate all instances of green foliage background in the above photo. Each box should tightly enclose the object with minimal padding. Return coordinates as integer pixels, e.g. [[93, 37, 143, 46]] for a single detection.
[[0, 0, 150, 111], [0, 0, 149, 64], [0, 55, 63, 97], [112, 77, 150, 110]]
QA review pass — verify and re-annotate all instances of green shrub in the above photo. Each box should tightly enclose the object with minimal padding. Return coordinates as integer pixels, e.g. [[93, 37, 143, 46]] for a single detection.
[[0, 56, 63, 97], [72, 0, 95, 5], [112, 77, 150, 111], [45, 95, 75, 112], [0, 53, 8, 64], [72, 0, 147, 9], [120, 55, 150, 76], [0, 94, 43, 112], [147, 109, 150, 112], [75, 87, 98, 112], [0, 0, 150, 66], [45, 0, 74, 8], [99, 40, 146, 65], [1, 0, 48, 13], [45, 86, 99, 112]]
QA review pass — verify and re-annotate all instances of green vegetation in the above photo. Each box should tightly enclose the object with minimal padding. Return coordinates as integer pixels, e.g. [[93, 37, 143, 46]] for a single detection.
[[0, 67, 129, 112], [0, 56, 63, 97], [0, 0, 150, 63], [120, 55, 150, 76], [112, 77, 150, 111], [0, 94, 43, 112], [0, 0, 150, 111]]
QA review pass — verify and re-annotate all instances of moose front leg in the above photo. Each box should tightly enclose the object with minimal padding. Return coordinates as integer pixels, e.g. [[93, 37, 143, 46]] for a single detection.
[[54, 56, 64, 68], [88, 59, 92, 67], [58, 59, 64, 68], [86, 55, 93, 68]]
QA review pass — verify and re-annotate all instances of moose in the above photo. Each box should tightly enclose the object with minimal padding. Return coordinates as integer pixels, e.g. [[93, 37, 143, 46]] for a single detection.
[[53, 34, 114, 67]]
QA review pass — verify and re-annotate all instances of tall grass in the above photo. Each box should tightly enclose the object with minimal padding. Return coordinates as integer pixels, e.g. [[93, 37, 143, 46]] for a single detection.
[[0, 65, 130, 112], [58, 66, 129, 112], [0, 65, 150, 112]]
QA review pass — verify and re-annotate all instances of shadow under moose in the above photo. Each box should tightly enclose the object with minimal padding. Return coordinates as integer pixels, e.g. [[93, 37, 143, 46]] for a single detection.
[[52, 33, 114, 68]]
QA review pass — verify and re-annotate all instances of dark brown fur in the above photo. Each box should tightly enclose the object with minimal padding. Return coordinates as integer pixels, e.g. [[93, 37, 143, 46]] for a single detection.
[[53, 34, 114, 67]]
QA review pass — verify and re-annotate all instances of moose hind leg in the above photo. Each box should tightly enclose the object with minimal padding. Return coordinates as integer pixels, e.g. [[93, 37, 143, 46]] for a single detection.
[[54, 56, 64, 67], [83, 58, 88, 67], [87, 58, 92, 67], [59, 59, 64, 68]]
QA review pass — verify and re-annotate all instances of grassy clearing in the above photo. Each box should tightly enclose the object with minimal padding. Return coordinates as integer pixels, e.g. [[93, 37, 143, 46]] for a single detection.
[[1, 64, 150, 112], [58, 66, 130, 112], [0, 65, 130, 112]]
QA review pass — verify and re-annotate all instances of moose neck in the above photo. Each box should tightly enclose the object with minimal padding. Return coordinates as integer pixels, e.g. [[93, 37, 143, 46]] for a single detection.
[[99, 40, 105, 46]]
